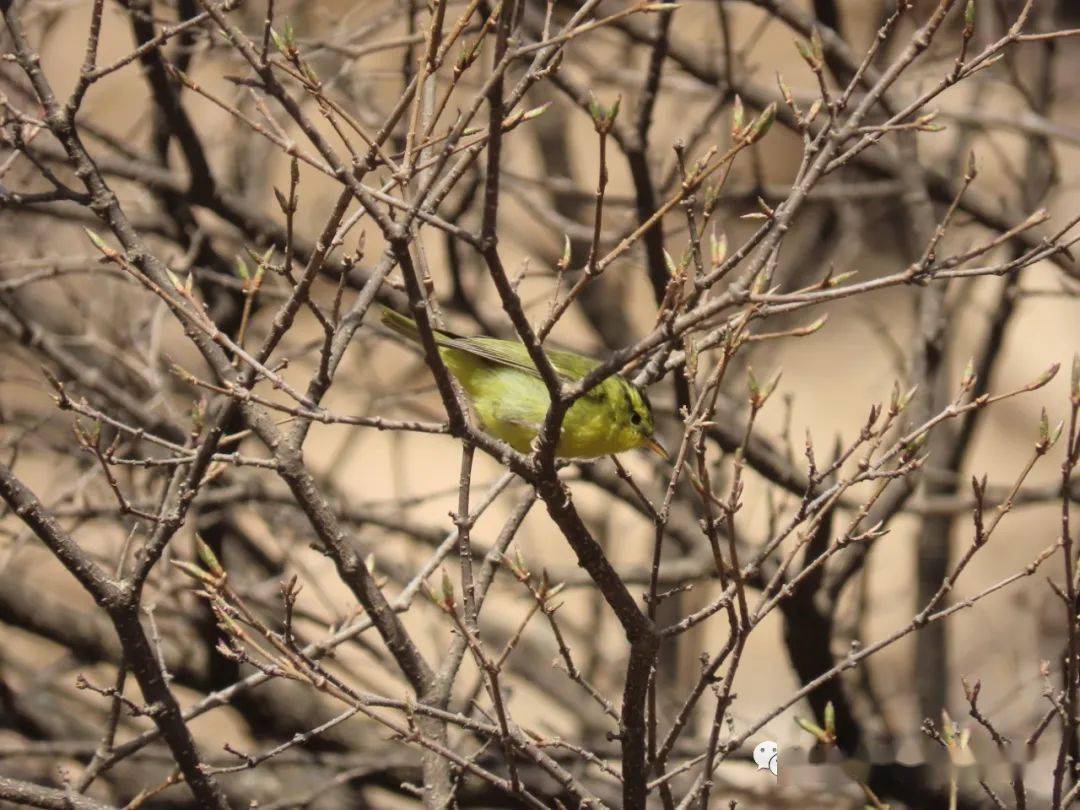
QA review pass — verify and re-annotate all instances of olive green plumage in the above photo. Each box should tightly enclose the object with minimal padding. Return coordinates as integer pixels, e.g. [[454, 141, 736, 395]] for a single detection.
[[381, 308, 663, 459]]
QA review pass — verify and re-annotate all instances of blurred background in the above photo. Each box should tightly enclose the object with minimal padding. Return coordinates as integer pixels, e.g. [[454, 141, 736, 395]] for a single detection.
[[2, 1, 1079, 807]]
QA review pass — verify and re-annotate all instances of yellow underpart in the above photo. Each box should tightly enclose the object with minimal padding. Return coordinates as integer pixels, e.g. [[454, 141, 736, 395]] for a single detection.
[[439, 346, 644, 458]]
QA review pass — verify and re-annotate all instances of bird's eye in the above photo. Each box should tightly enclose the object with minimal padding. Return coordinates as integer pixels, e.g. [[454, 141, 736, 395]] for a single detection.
[[631, 412, 642, 426]]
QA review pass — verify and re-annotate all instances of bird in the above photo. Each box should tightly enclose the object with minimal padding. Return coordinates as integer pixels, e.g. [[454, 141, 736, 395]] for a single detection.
[[381, 307, 667, 460]]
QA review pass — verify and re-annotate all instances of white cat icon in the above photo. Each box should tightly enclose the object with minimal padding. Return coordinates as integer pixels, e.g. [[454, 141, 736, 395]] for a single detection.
[[752, 740, 779, 777]]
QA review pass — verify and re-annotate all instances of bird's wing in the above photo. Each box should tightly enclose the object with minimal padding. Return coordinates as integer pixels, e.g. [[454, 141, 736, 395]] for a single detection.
[[436, 335, 611, 405], [437, 336, 541, 376], [544, 347, 603, 380], [383, 307, 603, 384], [441, 337, 602, 383], [541, 348, 608, 402]]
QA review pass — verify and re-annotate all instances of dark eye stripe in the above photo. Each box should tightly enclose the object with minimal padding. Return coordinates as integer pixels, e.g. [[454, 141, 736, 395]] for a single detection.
[[624, 381, 647, 426]]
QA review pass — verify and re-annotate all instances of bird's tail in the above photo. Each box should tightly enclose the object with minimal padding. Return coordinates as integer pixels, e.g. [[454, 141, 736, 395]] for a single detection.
[[380, 306, 423, 344], [381, 306, 461, 352]]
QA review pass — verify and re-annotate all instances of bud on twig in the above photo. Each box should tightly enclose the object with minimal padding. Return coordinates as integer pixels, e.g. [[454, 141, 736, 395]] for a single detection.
[[1032, 363, 1060, 390], [889, 382, 918, 415], [710, 229, 727, 266], [747, 368, 781, 409], [776, 71, 797, 115], [440, 569, 455, 609], [810, 25, 824, 65], [795, 715, 834, 745], [172, 559, 218, 587], [663, 249, 678, 278], [747, 103, 777, 144], [795, 38, 815, 69], [901, 431, 928, 460], [731, 94, 745, 136], [196, 536, 226, 579], [960, 357, 976, 391], [588, 94, 620, 134], [557, 235, 572, 273], [83, 228, 110, 253]]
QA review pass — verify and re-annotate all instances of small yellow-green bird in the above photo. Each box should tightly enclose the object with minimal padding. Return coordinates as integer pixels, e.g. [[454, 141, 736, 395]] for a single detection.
[[381, 307, 666, 460]]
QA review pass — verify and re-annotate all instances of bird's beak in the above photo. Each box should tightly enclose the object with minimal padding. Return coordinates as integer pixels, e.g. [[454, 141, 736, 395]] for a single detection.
[[644, 436, 670, 461]]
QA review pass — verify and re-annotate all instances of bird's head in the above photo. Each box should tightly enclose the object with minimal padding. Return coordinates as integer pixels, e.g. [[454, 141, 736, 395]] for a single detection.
[[620, 380, 667, 459]]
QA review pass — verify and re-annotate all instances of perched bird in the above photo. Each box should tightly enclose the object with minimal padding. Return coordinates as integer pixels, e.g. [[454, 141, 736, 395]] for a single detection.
[[381, 307, 666, 460]]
